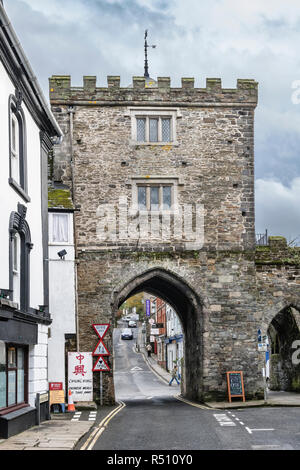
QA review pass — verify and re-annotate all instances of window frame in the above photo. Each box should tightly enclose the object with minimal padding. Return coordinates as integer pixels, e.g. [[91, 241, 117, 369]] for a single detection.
[[131, 177, 181, 215], [48, 212, 72, 245], [0, 343, 28, 415], [8, 94, 30, 203], [127, 107, 182, 146], [9, 206, 32, 312], [137, 183, 173, 212]]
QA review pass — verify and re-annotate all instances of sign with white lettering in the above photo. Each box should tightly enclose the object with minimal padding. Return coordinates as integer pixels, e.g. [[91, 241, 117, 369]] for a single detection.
[[68, 352, 93, 402], [151, 328, 160, 335]]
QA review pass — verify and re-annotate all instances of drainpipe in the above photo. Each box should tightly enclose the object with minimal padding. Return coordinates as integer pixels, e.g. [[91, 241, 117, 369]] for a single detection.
[[68, 106, 80, 351]]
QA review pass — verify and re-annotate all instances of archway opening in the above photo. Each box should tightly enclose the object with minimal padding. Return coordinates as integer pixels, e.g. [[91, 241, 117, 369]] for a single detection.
[[112, 269, 204, 402], [267, 306, 300, 392]]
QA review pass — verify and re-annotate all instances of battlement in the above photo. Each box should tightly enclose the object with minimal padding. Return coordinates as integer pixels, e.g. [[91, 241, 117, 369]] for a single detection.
[[49, 75, 258, 106]]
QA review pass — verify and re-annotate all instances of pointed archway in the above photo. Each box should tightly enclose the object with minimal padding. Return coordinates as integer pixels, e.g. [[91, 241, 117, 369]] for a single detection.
[[267, 306, 300, 392], [112, 268, 204, 402]]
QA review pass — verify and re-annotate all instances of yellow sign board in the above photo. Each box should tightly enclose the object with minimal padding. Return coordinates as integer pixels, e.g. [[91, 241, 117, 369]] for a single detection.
[[50, 390, 65, 405]]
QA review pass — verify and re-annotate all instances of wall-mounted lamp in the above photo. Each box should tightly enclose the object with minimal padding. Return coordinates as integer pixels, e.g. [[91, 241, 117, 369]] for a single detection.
[[57, 249, 67, 260]]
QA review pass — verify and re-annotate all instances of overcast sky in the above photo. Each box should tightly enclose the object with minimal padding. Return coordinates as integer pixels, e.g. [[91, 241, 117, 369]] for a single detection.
[[4, 0, 300, 244]]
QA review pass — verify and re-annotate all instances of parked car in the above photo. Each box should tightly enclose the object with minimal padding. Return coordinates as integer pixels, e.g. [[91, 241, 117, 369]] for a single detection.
[[128, 320, 137, 328], [121, 328, 133, 340]]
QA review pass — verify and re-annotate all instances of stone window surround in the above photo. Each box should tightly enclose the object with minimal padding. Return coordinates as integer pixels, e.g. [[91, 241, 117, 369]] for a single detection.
[[126, 107, 182, 146], [129, 176, 183, 215]]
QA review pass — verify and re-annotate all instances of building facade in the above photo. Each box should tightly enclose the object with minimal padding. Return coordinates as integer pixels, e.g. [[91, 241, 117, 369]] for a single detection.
[[0, 5, 62, 437], [49, 74, 300, 404], [47, 188, 76, 389]]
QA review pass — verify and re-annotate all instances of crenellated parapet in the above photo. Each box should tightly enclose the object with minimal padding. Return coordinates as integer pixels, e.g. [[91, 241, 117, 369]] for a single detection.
[[49, 75, 258, 106]]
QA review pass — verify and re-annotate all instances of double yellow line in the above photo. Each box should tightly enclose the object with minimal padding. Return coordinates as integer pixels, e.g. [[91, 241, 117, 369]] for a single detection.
[[80, 401, 126, 450]]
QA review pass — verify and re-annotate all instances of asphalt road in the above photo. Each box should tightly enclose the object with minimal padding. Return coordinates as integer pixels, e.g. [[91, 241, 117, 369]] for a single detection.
[[90, 326, 300, 451]]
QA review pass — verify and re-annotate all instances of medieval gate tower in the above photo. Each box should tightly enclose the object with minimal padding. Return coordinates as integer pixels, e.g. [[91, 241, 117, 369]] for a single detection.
[[48, 73, 300, 404]]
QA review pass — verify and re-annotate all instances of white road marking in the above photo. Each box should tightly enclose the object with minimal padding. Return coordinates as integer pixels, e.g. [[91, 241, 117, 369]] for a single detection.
[[213, 414, 236, 427], [71, 412, 82, 422], [250, 428, 275, 432]]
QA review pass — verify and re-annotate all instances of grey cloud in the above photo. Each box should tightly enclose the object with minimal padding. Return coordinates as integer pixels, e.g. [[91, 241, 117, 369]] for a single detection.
[[4, 0, 300, 243]]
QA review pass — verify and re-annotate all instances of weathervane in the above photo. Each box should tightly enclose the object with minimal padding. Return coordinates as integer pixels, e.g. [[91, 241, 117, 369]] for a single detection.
[[144, 30, 156, 78]]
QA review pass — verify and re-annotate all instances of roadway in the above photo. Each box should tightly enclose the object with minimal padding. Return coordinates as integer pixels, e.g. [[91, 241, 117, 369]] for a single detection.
[[85, 325, 300, 451]]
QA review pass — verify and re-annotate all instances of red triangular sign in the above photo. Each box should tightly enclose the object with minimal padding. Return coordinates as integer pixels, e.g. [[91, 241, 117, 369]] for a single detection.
[[93, 356, 110, 372], [92, 324, 110, 339], [92, 339, 110, 356]]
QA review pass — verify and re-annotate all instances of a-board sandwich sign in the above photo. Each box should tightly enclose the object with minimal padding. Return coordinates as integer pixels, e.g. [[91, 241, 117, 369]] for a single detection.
[[226, 371, 245, 403]]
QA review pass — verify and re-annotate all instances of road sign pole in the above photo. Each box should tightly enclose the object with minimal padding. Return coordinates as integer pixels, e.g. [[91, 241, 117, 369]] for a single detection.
[[100, 372, 103, 406]]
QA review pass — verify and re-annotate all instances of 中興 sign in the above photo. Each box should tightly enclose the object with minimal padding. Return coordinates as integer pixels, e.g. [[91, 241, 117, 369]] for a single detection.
[[68, 352, 93, 402]]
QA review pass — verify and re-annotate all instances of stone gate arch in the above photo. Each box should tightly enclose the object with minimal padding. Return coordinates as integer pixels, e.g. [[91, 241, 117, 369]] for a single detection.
[[265, 300, 300, 392], [112, 268, 205, 402]]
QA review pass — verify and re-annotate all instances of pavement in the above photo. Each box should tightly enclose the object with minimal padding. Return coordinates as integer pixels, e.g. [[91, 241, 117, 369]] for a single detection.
[[0, 405, 117, 451], [136, 332, 300, 410], [0, 324, 299, 450]]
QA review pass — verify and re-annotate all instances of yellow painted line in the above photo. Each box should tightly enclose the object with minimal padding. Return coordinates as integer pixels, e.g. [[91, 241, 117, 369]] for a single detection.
[[80, 401, 126, 450], [175, 394, 211, 410]]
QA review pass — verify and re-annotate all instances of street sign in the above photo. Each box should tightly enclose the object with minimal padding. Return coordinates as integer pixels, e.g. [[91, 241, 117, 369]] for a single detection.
[[150, 335, 155, 342], [92, 323, 110, 339], [93, 356, 110, 372], [68, 352, 93, 401], [49, 382, 63, 391], [149, 318, 155, 325], [93, 339, 110, 356], [146, 299, 150, 317], [151, 328, 160, 335], [258, 343, 267, 352]]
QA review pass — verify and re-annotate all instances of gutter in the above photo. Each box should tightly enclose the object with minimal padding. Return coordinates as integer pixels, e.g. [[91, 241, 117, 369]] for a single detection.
[[0, 5, 63, 140]]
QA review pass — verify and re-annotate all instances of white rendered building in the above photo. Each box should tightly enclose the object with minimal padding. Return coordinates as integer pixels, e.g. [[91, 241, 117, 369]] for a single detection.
[[48, 189, 76, 388], [0, 4, 62, 438]]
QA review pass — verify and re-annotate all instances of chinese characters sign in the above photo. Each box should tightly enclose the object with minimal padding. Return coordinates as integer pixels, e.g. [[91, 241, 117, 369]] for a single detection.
[[68, 352, 93, 401]]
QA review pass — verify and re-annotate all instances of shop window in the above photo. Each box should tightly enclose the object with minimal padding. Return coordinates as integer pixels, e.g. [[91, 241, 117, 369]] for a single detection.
[[0, 343, 27, 412]]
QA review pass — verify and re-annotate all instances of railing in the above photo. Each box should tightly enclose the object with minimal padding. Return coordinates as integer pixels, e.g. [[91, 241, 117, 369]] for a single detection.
[[256, 230, 268, 246]]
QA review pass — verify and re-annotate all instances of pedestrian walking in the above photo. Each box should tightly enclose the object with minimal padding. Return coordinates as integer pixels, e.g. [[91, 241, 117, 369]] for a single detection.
[[169, 365, 180, 386], [146, 343, 152, 357]]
